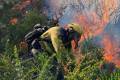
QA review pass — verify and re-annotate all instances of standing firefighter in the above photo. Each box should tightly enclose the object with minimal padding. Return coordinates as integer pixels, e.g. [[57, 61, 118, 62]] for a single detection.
[[40, 23, 83, 53], [25, 24, 48, 54]]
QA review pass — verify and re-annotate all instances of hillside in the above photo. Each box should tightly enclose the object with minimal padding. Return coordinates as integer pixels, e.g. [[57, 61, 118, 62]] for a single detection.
[[0, 0, 120, 80]]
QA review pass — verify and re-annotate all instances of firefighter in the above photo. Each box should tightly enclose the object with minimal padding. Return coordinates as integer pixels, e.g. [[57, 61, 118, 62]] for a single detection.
[[40, 23, 83, 53], [25, 23, 48, 54], [39, 23, 83, 80]]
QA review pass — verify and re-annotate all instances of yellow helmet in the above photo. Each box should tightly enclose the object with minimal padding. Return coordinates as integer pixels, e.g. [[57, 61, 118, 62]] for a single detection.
[[67, 23, 83, 35]]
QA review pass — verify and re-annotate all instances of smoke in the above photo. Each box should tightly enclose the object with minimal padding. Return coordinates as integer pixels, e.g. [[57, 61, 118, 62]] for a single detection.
[[44, 0, 120, 67]]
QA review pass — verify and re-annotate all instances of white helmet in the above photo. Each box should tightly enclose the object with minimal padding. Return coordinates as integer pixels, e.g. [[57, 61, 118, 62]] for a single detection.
[[34, 24, 42, 29]]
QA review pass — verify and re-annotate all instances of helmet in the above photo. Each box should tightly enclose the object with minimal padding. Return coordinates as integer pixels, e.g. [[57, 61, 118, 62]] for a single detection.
[[67, 23, 83, 35], [34, 24, 42, 29]]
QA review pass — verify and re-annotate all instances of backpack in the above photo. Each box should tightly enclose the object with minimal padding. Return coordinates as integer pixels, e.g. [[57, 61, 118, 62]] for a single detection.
[[25, 30, 37, 44]]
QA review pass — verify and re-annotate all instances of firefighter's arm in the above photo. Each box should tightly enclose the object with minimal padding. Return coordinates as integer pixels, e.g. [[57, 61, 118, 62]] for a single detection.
[[51, 34, 65, 53], [40, 30, 50, 40]]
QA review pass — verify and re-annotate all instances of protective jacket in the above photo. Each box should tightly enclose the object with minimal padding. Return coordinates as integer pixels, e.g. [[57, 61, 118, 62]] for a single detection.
[[40, 23, 83, 53]]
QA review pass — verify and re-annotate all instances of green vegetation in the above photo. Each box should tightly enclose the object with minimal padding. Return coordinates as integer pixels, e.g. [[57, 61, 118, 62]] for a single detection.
[[0, 39, 120, 80]]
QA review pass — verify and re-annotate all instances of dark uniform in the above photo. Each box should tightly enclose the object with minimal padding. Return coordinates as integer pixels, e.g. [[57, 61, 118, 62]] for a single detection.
[[25, 24, 48, 52]]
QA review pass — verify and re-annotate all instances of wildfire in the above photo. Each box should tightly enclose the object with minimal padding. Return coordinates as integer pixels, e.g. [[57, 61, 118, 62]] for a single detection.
[[104, 54, 113, 62], [73, 0, 120, 67], [102, 35, 120, 67], [102, 35, 114, 61]]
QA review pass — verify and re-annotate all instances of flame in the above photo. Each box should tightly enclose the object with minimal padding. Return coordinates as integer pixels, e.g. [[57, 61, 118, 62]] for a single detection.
[[73, 0, 120, 67], [104, 54, 113, 62], [102, 35, 114, 61], [46, 0, 120, 67], [102, 35, 120, 67], [9, 18, 18, 25], [76, 0, 118, 38]]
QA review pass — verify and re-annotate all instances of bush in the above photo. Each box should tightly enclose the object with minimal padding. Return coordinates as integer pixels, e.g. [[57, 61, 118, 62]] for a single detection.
[[0, 39, 120, 80]]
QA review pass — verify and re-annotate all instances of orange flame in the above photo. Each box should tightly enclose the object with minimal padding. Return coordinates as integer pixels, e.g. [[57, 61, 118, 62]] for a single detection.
[[9, 18, 18, 25], [73, 0, 120, 67], [104, 54, 113, 62], [102, 35, 120, 67], [76, 0, 118, 39], [102, 35, 114, 61]]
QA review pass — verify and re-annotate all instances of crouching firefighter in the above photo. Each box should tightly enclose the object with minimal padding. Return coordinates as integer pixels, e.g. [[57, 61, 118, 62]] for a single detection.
[[40, 23, 83, 80], [40, 23, 83, 53], [25, 24, 48, 54]]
